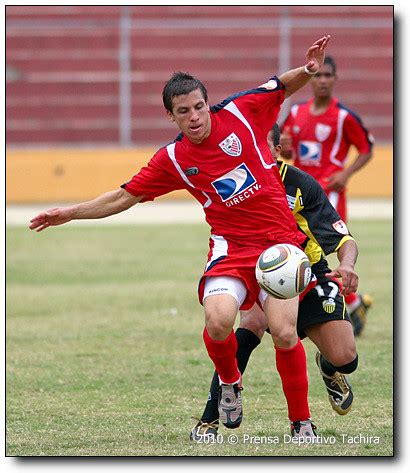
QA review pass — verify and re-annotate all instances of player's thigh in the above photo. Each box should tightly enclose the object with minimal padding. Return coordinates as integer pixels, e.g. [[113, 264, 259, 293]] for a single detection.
[[305, 320, 356, 366], [239, 304, 268, 339], [263, 295, 299, 338]]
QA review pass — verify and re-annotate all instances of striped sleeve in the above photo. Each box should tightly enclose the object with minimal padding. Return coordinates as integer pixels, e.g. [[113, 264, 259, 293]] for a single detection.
[[338, 103, 374, 154], [121, 148, 184, 202]]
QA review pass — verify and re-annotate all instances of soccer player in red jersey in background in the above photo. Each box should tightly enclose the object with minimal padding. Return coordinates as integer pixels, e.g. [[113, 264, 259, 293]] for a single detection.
[[29, 36, 331, 438], [280, 56, 374, 335]]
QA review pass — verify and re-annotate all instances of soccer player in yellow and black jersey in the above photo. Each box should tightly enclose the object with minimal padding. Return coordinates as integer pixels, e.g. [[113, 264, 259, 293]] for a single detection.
[[191, 124, 359, 440]]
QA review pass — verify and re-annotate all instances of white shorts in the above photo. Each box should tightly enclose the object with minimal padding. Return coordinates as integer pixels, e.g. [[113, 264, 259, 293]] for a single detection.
[[203, 276, 268, 308]]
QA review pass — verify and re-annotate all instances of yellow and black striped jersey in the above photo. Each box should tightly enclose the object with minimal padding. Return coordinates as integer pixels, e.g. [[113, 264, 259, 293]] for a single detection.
[[278, 160, 355, 280]]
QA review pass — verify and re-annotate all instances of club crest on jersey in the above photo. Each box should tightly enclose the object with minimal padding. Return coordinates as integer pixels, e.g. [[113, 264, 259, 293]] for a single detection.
[[315, 123, 332, 142], [212, 163, 257, 203], [322, 298, 336, 314], [219, 133, 242, 157], [332, 219, 349, 235], [299, 141, 322, 166], [258, 79, 278, 90]]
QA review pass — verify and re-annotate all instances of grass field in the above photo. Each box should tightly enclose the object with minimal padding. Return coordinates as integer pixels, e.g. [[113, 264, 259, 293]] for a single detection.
[[6, 219, 393, 457]]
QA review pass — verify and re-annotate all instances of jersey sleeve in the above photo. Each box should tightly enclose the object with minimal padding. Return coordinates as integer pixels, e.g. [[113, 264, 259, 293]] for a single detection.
[[342, 107, 374, 154], [231, 76, 286, 136], [289, 167, 354, 255], [121, 148, 185, 202]]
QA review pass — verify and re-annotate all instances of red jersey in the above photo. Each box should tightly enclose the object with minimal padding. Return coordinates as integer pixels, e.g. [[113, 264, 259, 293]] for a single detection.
[[123, 77, 304, 248], [282, 98, 373, 188]]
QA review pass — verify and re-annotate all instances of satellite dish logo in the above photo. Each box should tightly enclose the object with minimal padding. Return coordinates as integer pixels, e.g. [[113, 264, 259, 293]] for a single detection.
[[212, 163, 256, 202], [298, 141, 322, 166]]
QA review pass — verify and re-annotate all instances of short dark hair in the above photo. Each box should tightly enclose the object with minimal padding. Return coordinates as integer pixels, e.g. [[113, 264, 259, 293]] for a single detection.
[[162, 71, 208, 112], [271, 123, 281, 146], [324, 55, 337, 75]]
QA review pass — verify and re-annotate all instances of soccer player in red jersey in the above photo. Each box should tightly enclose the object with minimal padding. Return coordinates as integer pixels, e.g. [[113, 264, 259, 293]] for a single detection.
[[191, 124, 360, 441], [29, 36, 330, 438], [280, 56, 374, 335]]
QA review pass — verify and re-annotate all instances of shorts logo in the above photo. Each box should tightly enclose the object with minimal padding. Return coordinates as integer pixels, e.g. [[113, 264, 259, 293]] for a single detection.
[[299, 141, 322, 166], [219, 133, 242, 157], [323, 298, 336, 314], [332, 219, 349, 235], [315, 123, 332, 142], [212, 163, 256, 202]]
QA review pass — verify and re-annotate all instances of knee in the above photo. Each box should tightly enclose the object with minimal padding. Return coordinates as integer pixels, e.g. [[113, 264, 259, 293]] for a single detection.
[[271, 327, 298, 349], [335, 354, 359, 374], [205, 309, 233, 341], [328, 347, 358, 370], [204, 294, 238, 340], [239, 309, 268, 339]]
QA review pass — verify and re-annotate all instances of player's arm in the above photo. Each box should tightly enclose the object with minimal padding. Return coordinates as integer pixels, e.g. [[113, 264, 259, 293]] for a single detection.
[[325, 151, 373, 192], [29, 188, 142, 232], [286, 166, 358, 294], [325, 111, 374, 191], [326, 239, 359, 295], [279, 35, 330, 98], [290, 168, 352, 254]]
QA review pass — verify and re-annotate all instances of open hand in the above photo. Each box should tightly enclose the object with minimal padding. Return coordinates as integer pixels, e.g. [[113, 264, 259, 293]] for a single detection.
[[29, 207, 73, 232], [305, 35, 331, 74]]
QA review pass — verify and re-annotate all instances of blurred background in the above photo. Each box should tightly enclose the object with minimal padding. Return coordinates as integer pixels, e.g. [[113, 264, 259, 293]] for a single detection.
[[6, 5, 393, 205]]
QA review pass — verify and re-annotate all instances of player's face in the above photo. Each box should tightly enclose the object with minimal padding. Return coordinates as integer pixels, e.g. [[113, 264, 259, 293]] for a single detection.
[[267, 131, 282, 158], [311, 63, 336, 99], [167, 89, 211, 144]]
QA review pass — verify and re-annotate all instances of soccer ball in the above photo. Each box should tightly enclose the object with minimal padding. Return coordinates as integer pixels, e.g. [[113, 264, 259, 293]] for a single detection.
[[255, 243, 312, 299]]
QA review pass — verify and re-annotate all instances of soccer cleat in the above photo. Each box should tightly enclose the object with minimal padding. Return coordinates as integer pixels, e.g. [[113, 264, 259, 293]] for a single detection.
[[315, 352, 353, 415], [190, 418, 219, 442], [218, 379, 243, 429], [349, 293, 373, 336], [290, 420, 318, 439]]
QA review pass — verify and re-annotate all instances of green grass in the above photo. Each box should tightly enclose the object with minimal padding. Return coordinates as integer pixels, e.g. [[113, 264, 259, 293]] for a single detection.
[[6, 220, 393, 456]]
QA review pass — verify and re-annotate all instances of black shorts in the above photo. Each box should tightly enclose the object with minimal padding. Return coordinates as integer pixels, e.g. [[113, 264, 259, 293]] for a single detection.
[[297, 278, 352, 339]]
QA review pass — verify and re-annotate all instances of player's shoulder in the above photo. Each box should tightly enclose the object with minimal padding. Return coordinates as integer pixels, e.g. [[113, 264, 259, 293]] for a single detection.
[[335, 100, 364, 124], [162, 133, 184, 149], [292, 99, 310, 110], [287, 99, 310, 117], [210, 76, 284, 113], [278, 160, 317, 188], [152, 133, 184, 159]]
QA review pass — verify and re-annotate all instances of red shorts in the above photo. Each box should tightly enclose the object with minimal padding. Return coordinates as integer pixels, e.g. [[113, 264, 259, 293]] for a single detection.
[[198, 235, 302, 311]]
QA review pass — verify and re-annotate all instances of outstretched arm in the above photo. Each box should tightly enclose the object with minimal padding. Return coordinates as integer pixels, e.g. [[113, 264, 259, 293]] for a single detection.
[[279, 35, 330, 98], [326, 239, 359, 295], [29, 188, 143, 232]]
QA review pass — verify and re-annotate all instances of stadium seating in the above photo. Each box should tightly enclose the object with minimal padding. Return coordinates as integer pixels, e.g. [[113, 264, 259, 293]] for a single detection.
[[6, 5, 392, 146]]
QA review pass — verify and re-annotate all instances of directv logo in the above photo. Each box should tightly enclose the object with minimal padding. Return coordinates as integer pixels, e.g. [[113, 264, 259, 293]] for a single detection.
[[212, 163, 258, 203], [299, 141, 322, 166]]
